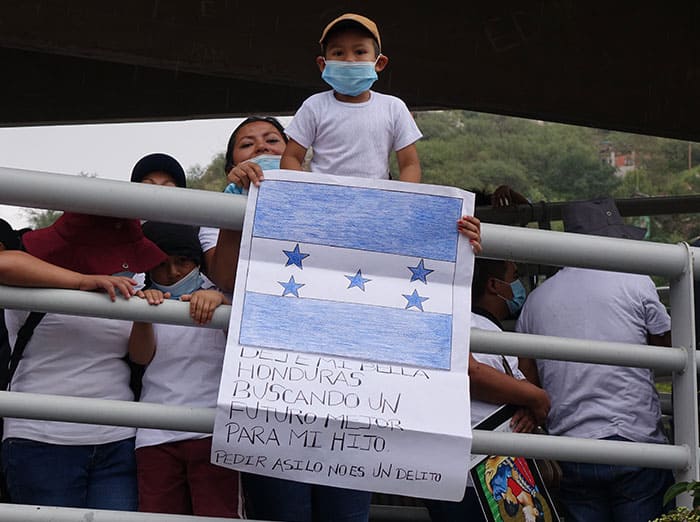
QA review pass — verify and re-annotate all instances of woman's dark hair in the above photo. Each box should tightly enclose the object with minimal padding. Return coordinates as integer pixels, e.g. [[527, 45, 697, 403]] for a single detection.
[[224, 116, 288, 174]]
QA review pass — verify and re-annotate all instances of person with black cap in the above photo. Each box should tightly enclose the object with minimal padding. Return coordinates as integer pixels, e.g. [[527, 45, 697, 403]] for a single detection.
[[515, 197, 675, 521], [130, 151, 248, 293], [0, 212, 166, 510], [128, 221, 241, 517]]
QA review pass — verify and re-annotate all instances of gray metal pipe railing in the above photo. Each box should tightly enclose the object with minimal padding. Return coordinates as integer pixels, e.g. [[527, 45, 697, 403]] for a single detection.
[[0, 390, 686, 471], [1, 166, 699, 279], [0, 167, 247, 230], [0, 286, 688, 372], [0, 168, 698, 510]]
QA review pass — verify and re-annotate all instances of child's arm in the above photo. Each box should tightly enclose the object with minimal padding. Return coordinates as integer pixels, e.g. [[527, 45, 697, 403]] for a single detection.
[[128, 288, 165, 365], [0, 250, 136, 301], [395, 143, 421, 183], [128, 322, 157, 365], [181, 289, 230, 325], [280, 139, 308, 171]]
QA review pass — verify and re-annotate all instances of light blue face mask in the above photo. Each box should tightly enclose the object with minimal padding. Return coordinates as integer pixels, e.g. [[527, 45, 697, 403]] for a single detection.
[[250, 154, 281, 171], [321, 59, 379, 96], [223, 155, 281, 195], [497, 278, 527, 315], [150, 266, 204, 299]]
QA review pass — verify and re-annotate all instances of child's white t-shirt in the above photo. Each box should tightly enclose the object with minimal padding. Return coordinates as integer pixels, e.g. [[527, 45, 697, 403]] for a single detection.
[[285, 90, 423, 179]]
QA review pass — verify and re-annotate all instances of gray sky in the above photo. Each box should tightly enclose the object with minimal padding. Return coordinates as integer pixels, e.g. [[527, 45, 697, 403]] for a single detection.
[[0, 116, 291, 228]]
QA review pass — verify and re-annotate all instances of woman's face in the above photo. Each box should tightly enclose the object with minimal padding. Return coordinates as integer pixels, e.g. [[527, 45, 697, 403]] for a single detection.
[[140, 171, 178, 187], [231, 121, 286, 166]]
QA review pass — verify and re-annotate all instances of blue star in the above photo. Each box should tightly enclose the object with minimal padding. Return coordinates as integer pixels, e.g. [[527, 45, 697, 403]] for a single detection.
[[403, 289, 429, 311], [278, 275, 305, 297], [345, 269, 372, 291], [283, 244, 309, 269], [408, 259, 434, 284]]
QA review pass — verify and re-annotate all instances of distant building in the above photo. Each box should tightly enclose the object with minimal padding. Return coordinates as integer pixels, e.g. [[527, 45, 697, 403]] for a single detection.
[[600, 142, 636, 176]]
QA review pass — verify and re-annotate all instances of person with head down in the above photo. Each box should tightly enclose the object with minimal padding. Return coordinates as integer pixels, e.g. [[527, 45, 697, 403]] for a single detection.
[[0, 212, 166, 510]]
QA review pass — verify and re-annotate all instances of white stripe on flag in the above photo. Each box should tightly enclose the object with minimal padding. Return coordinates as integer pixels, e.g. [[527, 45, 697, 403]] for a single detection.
[[245, 237, 455, 314]]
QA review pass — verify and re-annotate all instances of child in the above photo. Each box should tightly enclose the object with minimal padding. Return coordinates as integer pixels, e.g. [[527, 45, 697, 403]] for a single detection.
[[128, 221, 242, 518], [281, 13, 422, 182]]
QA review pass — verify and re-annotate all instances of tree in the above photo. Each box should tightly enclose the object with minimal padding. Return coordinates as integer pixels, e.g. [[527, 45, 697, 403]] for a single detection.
[[22, 208, 62, 229]]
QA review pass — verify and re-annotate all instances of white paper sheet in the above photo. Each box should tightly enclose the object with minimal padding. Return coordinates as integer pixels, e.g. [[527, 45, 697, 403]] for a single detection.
[[211, 171, 474, 501]]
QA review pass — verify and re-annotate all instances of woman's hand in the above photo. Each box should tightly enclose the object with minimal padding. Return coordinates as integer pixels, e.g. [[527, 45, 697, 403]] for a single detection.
[[227, 161, 264, 190], [76, 275, 137, 301]]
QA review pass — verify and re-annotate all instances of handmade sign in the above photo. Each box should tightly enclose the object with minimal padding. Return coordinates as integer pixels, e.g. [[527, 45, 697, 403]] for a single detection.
[[471, 406, 561, 521], [211, 171, 474, 500]]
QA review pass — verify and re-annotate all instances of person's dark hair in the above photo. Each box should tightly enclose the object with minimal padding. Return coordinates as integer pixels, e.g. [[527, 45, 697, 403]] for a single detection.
[[141, 221, 203, 267], [224, 116, 288, 174], [321, 20, 380, 56], [0, 219, 20, 251], [131, 153, 187, 188], [472, 258, 507, 302]]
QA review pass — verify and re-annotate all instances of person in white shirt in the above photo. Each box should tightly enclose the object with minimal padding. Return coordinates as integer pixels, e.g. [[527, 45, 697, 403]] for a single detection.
[[129, 221, 242, 517], [516, 197, 675, 522], [424, 258, 550, 522], [0, 212, 166, 510], [281, 13, 422, 183]]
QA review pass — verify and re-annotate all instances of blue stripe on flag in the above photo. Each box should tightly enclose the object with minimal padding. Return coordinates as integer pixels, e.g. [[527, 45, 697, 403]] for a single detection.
[[253, 181, 462, 262], [240, 292, 452, 370]]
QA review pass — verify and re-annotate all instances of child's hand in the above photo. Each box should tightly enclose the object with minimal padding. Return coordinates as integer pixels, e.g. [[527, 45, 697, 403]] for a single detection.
[[181, 289, 225, 325], [227, 161, 264, 190], [457, 215, 482, 254], [77, 275, 137, 301], [136, 288, 169, 305]]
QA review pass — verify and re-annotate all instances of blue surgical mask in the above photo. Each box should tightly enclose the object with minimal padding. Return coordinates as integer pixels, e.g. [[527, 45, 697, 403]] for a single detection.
[[250, 154, 281, 171], [150, 266, 204, 299], [496, 278, 527, 315], [321, 59, 379, 96]]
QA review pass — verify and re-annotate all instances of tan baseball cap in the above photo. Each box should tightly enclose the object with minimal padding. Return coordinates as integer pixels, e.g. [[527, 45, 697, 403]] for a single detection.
[[319, 13, 381, 50]]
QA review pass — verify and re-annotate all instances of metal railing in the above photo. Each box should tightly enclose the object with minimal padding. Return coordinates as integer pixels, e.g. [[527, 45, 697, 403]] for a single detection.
[[0, 167, 698, 519]]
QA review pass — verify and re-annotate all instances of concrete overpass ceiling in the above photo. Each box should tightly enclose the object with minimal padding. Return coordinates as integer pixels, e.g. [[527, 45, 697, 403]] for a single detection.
[[2, 2, 699, 141]]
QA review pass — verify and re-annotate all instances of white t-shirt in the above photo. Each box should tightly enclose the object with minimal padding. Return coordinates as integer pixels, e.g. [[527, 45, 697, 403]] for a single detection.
[[4, 311, 136, 445], [285, 90, 423, 179], [515, 267, 670, 443], [136, 321, 227, 448], [468, 312, 526, 489], [198, 226, 219, 253], [470, 312, 526, 427]]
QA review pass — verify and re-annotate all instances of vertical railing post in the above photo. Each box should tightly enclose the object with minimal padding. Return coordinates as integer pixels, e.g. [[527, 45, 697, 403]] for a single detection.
[[670, 243, 698, 507]]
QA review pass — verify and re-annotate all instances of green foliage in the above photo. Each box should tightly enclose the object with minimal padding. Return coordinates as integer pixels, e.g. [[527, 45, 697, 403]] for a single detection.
[[22, 209, 62, 229], [650, 481, 700, 521], [187, 153, 227, 192], [651, 506, 700, 522]]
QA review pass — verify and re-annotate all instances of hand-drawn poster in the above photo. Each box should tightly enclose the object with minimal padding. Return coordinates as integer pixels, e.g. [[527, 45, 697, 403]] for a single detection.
[[471, 406, 561, 521], [212, 171, 474, 501]]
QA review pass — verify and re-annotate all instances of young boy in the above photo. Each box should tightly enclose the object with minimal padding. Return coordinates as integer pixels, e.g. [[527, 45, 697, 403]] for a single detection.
[[281, 13, 423, 182], [128, 221, 242, 518]]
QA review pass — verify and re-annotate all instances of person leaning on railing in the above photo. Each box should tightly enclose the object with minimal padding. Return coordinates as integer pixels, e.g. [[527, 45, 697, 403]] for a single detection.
[[0, 212, 166, 510], [515, 198, 675, 522]]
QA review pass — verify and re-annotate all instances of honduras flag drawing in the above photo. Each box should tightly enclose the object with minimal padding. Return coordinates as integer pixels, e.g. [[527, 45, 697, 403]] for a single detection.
[[233, 171, 474, 371]]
